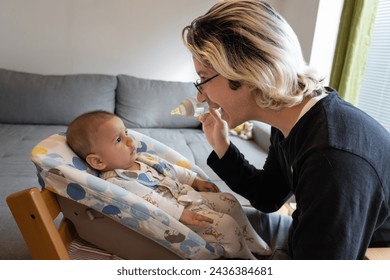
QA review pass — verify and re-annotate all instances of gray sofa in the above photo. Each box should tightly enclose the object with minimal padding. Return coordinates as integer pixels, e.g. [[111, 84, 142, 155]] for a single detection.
[[0, 68, 271, 260]]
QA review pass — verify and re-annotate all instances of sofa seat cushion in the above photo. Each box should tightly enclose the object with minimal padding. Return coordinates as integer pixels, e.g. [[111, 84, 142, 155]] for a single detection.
[[0, 123, 69, 259]]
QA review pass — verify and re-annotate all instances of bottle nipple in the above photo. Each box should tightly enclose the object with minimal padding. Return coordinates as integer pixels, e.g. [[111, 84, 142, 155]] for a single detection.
[[170, 107, 182, 116]]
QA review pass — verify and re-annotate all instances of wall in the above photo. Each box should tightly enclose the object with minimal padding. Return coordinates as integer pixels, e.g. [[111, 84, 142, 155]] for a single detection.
[[268, 0, 320, 64], [0, 0, 340, 82], [310, 0, 344, 84], [0, 0, 218, 81]]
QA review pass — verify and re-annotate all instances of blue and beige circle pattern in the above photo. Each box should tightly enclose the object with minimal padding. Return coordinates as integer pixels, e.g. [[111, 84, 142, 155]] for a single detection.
[[30, 130, 217, 259]]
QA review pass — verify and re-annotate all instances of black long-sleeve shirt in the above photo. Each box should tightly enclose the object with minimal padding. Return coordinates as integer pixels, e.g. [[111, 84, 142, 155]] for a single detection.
[[208, 90, 390, 259]]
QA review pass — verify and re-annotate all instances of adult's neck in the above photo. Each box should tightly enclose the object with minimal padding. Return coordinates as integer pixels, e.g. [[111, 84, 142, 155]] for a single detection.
[[255, 94, 326, 138]]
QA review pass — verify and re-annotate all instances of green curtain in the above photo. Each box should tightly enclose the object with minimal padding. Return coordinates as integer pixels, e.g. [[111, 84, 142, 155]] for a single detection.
[[329, 0, 379, 105]]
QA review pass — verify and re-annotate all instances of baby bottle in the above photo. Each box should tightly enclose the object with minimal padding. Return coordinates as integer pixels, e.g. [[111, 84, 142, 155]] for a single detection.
[[171, 97, 209, 117]]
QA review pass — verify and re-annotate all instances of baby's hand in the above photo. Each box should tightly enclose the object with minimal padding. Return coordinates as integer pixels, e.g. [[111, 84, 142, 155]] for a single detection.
[[192, 177, 220, 192], [179, 209, 213, 228]]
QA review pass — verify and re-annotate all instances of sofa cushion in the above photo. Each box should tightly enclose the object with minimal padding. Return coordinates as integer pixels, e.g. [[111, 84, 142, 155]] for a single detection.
[[0, 68, 117, 125], [116, 75, 201, 128]]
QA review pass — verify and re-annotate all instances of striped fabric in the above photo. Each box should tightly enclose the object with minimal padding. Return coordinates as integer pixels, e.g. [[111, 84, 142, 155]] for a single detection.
[[67, 236, 123, 260]]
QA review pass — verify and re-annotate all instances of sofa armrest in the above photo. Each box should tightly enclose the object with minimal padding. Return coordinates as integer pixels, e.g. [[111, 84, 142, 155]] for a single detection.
[[252, 121, 271, 152]]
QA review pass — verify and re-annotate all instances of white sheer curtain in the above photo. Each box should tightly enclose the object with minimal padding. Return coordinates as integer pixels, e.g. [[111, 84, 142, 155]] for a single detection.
[[358, 0, 390, 131]]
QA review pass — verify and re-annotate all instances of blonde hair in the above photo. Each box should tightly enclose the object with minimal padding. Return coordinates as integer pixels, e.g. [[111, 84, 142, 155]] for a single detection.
[[182, 0, 324, 110], [66, 110, 115, 160]]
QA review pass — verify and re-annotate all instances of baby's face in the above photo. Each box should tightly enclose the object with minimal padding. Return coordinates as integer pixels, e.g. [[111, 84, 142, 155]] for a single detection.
[[92, 116, 138, 171]]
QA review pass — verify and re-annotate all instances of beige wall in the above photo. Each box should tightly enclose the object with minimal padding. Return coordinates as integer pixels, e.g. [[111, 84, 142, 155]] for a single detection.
[[268, 0, 320, 64], [269, 0, 343, 82], [0, 0, 340, 82], [0, 0, 219, 81]]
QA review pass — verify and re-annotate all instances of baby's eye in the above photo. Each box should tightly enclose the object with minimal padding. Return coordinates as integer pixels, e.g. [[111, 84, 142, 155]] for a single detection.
[[116, 137, 122, 143], [125, 130, 128, 136]]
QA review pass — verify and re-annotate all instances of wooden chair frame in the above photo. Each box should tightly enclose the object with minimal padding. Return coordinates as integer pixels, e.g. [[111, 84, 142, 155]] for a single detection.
[[6, 186, 179, 260], [6, 187, 74, 260]]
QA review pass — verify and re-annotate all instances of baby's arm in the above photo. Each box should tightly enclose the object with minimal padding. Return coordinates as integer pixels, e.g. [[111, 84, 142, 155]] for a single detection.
[[142, 153, 219, 192], [192, 177, 220, 192], [108, 177, 184, 220], [108, 176, 212, 227]]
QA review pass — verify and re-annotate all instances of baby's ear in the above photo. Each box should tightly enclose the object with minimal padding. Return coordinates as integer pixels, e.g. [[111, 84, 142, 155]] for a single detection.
[[86, 154, 106, 170]]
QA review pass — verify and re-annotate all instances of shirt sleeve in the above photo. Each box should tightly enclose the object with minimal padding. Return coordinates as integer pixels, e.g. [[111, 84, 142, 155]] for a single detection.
[[208, 142, 291, 212], [107, 177, 184, 220], [169, 163, 197, 186]]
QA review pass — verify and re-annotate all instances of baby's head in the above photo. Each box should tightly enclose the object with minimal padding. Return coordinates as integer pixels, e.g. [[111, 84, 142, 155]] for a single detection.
[[67, 110, 114, 160], [67, 110, 138, 171]]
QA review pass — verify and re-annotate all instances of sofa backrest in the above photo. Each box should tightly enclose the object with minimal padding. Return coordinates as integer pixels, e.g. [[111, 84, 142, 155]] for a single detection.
[[0, 68, 117, 125], [0, 68, 200, 128], [116, 75, 200, 128]]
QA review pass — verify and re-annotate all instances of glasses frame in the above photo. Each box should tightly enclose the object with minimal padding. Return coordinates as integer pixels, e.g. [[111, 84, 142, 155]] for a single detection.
[[194, 74, 219, 93]]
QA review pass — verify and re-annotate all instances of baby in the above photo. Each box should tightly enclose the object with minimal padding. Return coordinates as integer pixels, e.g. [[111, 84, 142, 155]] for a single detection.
[[66, 110, 270, 259]]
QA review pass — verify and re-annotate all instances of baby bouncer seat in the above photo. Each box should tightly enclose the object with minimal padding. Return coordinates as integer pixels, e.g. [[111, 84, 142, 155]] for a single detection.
[[7, 129, 221, 260]]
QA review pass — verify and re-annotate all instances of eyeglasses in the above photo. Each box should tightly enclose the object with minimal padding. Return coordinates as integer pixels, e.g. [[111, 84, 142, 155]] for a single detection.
[[194, 74, 219, 94]]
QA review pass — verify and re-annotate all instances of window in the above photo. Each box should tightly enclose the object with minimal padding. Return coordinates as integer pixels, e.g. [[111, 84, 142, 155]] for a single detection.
[[358, 0, 390, 131]]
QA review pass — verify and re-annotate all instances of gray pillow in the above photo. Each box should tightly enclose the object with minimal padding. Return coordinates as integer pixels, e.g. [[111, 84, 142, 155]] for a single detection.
[[116, 75, 201, 128], [0, 68, 117, 125]]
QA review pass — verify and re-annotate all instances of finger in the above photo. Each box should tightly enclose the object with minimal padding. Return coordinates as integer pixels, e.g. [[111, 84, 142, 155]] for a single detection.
[[208, 107, 222, 121], [206, 183, 216, 192], [198, 219, 213, 228], [196, 112, 210, 123], [197, 214, 213, 223], [207, 183, 219, 192], [198, 222, 211, 228]]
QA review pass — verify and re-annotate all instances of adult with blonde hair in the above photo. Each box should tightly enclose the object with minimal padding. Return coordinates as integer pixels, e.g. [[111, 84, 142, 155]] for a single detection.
[[182, 0, 390, 259]]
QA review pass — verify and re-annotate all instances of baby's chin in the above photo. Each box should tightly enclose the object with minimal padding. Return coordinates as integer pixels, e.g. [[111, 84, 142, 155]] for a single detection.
[[125, 160, 139, 170]]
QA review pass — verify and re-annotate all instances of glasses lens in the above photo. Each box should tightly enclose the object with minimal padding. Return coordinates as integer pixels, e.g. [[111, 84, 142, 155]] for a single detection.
[[194, 74, 218, 94]]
